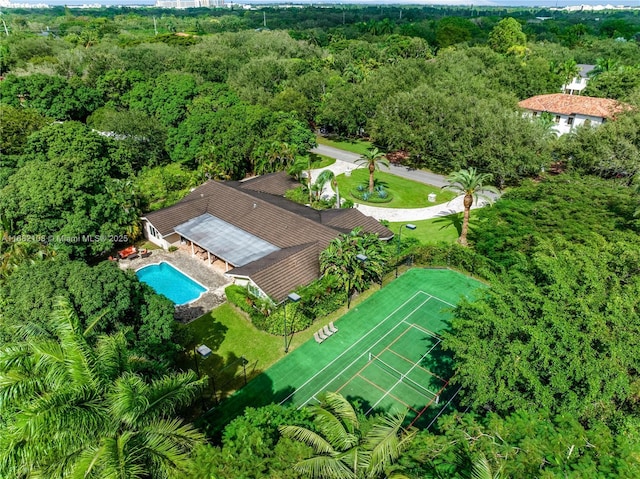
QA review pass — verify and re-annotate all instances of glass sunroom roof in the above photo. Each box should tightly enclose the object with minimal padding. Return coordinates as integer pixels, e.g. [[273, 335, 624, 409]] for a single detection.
[[174, 213, 279, 267]]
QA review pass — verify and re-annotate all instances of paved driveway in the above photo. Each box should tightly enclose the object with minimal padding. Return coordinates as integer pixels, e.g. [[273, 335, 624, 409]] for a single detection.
[[310, 145, 498, 221]]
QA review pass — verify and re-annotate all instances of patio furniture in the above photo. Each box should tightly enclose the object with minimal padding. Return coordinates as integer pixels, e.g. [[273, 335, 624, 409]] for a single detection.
[[118, 246, 137, 259]]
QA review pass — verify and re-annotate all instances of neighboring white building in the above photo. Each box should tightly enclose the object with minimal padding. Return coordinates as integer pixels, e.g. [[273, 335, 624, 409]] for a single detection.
[[518, 93, 630, 136], [561, 64, 595, 95], [155, 0, 224, 8]]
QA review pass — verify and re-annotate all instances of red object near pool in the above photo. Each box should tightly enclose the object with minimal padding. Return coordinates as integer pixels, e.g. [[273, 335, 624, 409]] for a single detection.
[[118, 246, 137, 259]]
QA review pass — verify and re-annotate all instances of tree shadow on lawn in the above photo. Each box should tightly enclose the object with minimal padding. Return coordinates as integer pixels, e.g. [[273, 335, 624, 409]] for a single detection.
[[198, 372, 296, 440], [432, 211, 463, 236]]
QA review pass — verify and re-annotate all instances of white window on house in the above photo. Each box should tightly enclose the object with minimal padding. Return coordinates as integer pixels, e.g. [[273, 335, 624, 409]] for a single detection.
[[149, 225, 159, 238], [247, 283, 261, 298], [554, 115, 561, 123], [567, 117, 574, 126], [532, 111, 538, 117]]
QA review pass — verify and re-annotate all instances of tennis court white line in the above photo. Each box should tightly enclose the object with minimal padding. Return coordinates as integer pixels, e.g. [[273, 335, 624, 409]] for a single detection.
[[365, 341, 440, 415], [278, 291, 429, 406], [423, 292, 455, 308], [298, 299, 435, 409], [288, 294, 434, 408], [424, 386, 462, 430], [406, 321, 442, 339]]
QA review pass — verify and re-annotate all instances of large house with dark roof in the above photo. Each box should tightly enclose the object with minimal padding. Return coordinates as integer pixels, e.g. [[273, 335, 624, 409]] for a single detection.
[[141, 172, 393, 302], [518, 93, 630, 135]]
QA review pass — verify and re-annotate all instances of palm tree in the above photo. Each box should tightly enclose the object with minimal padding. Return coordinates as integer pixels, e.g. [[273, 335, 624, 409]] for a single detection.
[[356, 148, 389, 194], [319, 228, 388, 308], [557, 59, 581, 92], [289, 155, 315, 204], [442, 168, 499, 247], [591, 57, 619, 77], [0, 296, 205, 479], [316, 169, 341, 208], [279, 392, 415, 479]]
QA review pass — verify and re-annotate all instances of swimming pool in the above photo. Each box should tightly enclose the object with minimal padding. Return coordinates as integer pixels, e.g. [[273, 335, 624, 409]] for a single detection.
[[136, 262, 207, 306]]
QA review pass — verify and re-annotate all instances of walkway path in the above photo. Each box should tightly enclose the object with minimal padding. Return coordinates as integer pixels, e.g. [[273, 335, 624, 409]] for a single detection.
[[310, 145, 494, 222], [312, 144, 450, 188]]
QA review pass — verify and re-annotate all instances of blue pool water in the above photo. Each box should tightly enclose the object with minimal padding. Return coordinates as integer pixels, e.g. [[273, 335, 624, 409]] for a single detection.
[[136, 262, 207, 305]]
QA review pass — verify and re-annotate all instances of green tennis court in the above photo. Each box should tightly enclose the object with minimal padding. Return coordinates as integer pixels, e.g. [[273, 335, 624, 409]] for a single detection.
[[210, 268, 486, 430]]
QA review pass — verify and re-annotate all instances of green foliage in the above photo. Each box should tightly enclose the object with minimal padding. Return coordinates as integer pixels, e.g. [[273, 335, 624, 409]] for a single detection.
[[369, 53, 551, 184], [135, 163, 193, 211], [224, 285, 311, 335], [320, 227, 389, 307], [187, 404, 313, 479], [0, 73, 102, 121], [0, 297, 205, 479], [445, 235, 640, 424], [279, 391, 416, 479], [471, 175, 637, 267], [402, 411, 640, 478], [1, 259, 178, 361], [488, 17, 527, 54], [435, 17, 481, 48], [413, 243, 499, 280], [87, 107, 168, 170], [0, 105, 49, 156]]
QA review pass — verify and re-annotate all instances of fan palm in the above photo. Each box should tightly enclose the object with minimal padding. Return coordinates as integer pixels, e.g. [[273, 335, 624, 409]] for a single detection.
[[442, 168, 499, 246], [279, 392, 415, 479], [0, 296, 205, 479], [355, 148, 389, 194]]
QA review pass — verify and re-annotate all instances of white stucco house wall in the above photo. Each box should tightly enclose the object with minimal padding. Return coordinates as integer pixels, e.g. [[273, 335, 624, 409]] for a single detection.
[[561, 64, 595, 95], [518, 93, 630, 136]]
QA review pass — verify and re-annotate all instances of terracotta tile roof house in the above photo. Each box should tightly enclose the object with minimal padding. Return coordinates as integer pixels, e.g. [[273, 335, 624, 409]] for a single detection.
[[518, 93, 631, 135], [141, 172, 393, 302]]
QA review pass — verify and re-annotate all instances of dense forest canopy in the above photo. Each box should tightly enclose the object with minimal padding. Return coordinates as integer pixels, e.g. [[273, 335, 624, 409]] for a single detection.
[[1, 4, 640, 478]]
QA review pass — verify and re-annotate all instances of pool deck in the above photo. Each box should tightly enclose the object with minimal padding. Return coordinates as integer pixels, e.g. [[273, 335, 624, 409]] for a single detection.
[[119, 249, 232, 322]]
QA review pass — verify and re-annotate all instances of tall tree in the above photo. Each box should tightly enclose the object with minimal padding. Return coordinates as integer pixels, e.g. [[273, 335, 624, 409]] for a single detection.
[[557, 59, 581, 91], [488, 18, 526, 55], [355, 148, 389, 194], [442, 168, 498, 246], [0, 297, 205, 479], [279, 392, 415, 479], [319, 228, 388, 308]]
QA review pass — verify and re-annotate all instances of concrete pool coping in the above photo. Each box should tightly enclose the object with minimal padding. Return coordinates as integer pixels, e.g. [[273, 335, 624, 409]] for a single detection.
[[136, 261, 209, 306], [119, 249, 232, 322]]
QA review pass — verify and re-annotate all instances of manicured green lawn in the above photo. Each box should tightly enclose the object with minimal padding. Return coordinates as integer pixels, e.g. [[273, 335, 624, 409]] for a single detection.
[[309, 152, 335, 169], [176, 304, 283, 399], [317, 136, 375, 156], [389, 216, 462, 244], [337, 168, 455, 208], [176, 291, 378, 404], [388, 210, 484, 245]]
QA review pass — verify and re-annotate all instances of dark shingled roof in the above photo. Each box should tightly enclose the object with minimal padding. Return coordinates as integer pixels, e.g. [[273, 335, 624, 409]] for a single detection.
[[143, 177, 393, 302], [319, 209, 394, 240], [229, 243, 320, 301], [237, 172, 299, 196]]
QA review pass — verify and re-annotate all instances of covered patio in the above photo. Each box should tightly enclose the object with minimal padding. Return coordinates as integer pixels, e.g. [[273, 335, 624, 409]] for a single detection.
[[174, 213, 280, 272]]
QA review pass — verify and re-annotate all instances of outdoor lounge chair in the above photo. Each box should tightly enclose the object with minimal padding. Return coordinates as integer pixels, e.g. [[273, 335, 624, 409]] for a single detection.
[[328, 322, 338, 333], [314, 331, 324, 344], [317, 329, 328, 341], [322, 325, 334, 337]]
